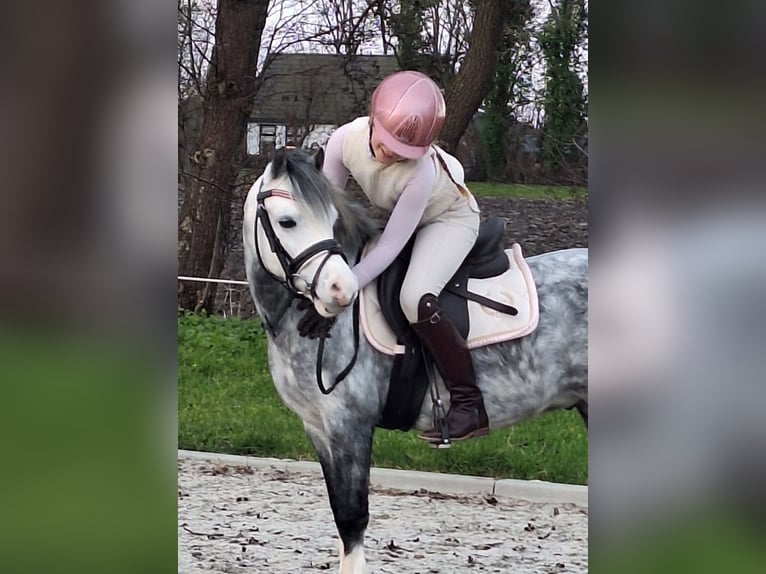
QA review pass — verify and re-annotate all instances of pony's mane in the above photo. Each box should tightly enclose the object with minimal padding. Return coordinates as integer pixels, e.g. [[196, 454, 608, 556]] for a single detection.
[[273, 148, 381, 250], [271, 148, 334, 218], [331, 189, 382, 252]]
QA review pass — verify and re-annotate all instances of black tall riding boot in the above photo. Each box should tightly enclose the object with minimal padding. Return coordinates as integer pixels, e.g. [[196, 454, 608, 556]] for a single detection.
[[411, 294, 489, 442]]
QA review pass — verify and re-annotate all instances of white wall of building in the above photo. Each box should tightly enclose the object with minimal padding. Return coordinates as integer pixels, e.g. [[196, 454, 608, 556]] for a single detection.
[[275, 125, 287, 148], [303, 124, 335, 149], [246, 123, 337, 155], [246, 123, 261, 155]]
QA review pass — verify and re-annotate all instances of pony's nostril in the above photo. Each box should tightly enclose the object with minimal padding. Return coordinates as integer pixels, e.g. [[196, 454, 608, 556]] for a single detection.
[[327, 275, 355, 306], [328, 283, 351, 306]]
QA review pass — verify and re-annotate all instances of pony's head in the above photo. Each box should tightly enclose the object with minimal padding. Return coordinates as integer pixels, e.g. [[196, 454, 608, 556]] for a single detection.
[[251, 147, 358, 317]]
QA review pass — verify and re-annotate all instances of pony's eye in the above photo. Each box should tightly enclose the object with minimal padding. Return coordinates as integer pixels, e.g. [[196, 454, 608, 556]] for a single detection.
[[278, 218, 297, 229]]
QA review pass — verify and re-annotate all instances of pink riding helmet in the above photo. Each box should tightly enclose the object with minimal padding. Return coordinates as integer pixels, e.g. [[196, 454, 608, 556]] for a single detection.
[[370, 71, 446, 159]]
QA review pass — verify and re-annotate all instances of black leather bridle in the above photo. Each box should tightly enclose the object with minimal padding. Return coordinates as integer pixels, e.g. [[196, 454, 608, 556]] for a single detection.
[[253, 180, 359, 394], [254, 184, 348, 301]]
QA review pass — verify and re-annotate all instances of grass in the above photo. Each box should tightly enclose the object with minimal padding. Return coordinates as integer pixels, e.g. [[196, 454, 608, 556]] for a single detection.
[[178, 314, 588, 485], [467, 182, 587, 200]]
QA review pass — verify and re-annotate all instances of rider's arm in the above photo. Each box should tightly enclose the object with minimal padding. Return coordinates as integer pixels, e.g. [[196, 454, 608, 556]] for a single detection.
[[351, 160, 437, 289], [322, 123, 351, 190]]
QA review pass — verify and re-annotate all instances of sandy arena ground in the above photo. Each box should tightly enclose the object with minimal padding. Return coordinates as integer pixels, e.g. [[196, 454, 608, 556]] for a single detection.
[[178, 458, 588, 573]]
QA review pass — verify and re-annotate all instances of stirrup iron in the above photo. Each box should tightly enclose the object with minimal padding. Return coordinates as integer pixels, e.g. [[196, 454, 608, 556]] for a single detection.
[[429, 397, 452, 449], [425, 357, 451, 449]]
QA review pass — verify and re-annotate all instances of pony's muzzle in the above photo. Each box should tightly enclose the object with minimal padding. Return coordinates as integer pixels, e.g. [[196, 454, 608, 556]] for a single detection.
[[316, 293, 356, 318], [321, 268, 358, 310]]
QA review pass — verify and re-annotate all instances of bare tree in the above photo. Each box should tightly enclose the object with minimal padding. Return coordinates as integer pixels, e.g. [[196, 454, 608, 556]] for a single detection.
[[178, 0, 270, 313], [439, 0, 507, 153], [315, 0, 380, 54], [258, 0, 384, 59], [423, 0, 472, 82], [258, 1, 325, 63], [178, 0, 216, 100], [178, 1, 216, 184], [381, 0, 472, 83]]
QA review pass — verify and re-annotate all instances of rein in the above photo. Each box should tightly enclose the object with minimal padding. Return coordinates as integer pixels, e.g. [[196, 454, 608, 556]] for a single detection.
[[316, 296, 360, 395], [254, 180, 360, 395]]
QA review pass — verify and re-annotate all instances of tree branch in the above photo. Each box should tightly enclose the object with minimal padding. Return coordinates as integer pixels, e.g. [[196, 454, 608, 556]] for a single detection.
[[179, 169, 230, 195]]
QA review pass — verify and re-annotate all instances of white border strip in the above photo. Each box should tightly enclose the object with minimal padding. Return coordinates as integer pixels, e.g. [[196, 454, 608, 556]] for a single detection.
[[178, 449, 587, 507]]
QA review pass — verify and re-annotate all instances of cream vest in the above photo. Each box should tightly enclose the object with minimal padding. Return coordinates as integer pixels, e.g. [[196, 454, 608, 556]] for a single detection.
[[341, 117, 479, 225]]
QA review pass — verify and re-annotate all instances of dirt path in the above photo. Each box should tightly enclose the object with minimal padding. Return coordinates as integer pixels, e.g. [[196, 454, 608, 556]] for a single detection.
[[178, 458, 588, 573]]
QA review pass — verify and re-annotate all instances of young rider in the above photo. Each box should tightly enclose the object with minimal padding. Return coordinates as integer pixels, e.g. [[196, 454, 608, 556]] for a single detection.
[[321, 70, 488, 443]]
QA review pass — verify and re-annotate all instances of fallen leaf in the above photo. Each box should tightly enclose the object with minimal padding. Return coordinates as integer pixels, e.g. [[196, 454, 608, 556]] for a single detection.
[[473, 542, 503, 550]]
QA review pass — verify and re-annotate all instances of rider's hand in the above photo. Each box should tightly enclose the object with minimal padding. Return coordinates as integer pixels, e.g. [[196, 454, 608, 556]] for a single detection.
[[296, 298, 336, 339]]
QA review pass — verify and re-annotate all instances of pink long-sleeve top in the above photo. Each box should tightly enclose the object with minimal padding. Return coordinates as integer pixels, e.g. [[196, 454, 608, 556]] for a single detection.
[[322, 122, 437, 289]]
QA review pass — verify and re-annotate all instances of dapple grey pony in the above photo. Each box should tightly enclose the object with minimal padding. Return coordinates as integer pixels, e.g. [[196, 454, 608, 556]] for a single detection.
[[243, 147, 587, 574]]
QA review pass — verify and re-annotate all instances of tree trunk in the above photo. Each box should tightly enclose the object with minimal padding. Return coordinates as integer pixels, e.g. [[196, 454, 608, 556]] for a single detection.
[[178, 0, 269, 313], [439, 0, 506, 154]]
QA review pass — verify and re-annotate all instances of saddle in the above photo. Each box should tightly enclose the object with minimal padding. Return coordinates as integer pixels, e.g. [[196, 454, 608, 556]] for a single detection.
[[362, 216, 540, 431]]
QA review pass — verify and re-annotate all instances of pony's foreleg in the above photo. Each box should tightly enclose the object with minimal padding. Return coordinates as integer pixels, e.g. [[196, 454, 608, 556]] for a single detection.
[[305, 422, 373, 574]]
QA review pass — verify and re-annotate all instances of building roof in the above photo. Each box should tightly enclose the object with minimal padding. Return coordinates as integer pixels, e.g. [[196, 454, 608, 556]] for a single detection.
[[250, 53, 399, 126]]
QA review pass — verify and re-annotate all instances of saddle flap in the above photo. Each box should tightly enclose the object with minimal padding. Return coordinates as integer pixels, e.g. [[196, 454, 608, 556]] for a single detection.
[[376, 237, 415, 344]]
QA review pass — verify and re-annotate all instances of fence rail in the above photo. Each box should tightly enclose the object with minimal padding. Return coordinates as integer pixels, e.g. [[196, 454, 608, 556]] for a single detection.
[[178, 276, 252, 317], [178, 275, 249, 286]]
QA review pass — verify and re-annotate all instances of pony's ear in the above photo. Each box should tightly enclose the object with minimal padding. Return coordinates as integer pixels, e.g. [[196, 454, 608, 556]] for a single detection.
[[270, 147, 287, 177], [313, 147, 325, 171]]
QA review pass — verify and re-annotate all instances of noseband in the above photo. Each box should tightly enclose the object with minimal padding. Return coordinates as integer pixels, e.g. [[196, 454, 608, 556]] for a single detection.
[[254, 183, 347, 301]]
